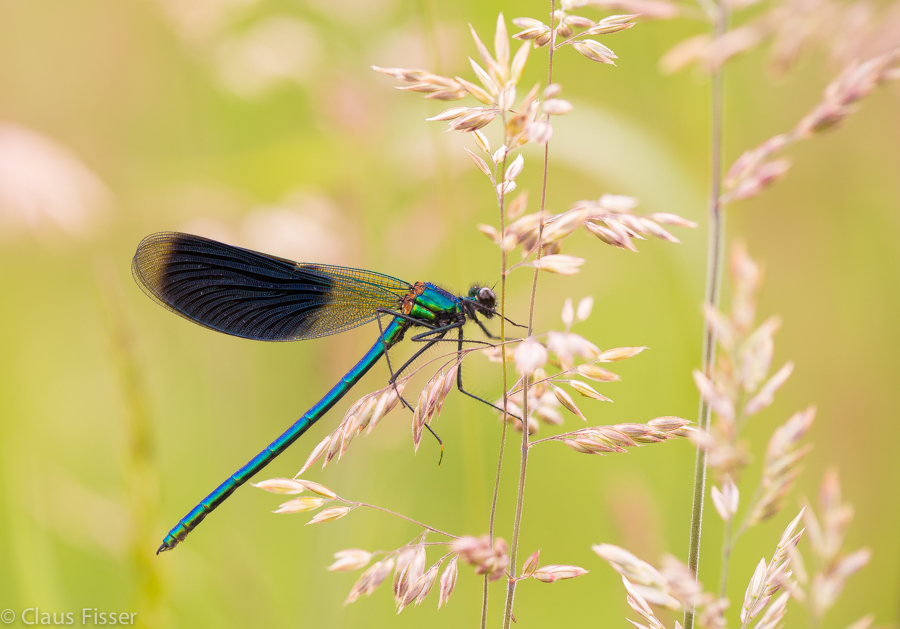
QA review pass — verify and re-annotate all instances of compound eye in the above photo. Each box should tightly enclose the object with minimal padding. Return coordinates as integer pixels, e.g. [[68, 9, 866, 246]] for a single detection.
[[478, 287, 496, 309]]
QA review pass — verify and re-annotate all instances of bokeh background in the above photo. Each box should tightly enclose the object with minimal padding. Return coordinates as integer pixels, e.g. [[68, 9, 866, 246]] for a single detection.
[[0, 0, 898, 627]]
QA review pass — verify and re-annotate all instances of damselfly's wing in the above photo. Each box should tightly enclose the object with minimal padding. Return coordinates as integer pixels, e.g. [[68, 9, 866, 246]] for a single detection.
[[132, 232, 410, 341]]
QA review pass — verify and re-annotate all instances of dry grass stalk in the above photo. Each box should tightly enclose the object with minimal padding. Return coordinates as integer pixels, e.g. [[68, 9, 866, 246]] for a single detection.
[[745, 406, 815, 526], [593, 544, 726, 626], [795, 469, 872, 622], [377, 11, 694, 283], [622, 576, 669, 629], [412, 362, 460, 452], [513, 11, 640, 65], [590, 240, 869, 629], [490, 297, 661, 437], [374, 14, 545, 152], [253, 471, 588, 613], [721, 50, 899, 205], [253, 480, 481, 611], [739, 509, 804, 626], [289, 347, 471, 474], [660, 0, 900, 76], [531, 416, 691, 454], [564, 0, 679, 20], [453, 535, 511, 582], [373, 16, 573, 625], [294, 381, 405, 475], [592, 514, 804, 628], [680, 244, 821, 604], [689, 244, 800, 483], [655, 0, 897, 625], [423, 11, 686, 627], [339, 540, 446, 611], [484, 194, 695, 273]]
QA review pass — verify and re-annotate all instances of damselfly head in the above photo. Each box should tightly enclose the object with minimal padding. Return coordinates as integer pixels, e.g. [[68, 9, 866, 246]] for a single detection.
[[468, 285, 497, 316]]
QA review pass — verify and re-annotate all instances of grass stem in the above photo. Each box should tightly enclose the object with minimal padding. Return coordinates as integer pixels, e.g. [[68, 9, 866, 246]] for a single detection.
[[502, 4, 557, 626], [683, 2, 729, 627], [484, 130, 513, 629]]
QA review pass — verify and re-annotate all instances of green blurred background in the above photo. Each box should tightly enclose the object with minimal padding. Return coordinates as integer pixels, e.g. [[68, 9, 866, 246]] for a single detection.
[[0, 0, 897, 626]]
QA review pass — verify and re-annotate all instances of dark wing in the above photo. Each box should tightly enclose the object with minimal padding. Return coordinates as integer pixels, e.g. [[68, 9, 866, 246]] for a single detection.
[[132, 232, 410, 341]]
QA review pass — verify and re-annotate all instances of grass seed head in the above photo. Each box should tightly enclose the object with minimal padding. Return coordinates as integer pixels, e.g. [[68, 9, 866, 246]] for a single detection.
[[251, 478, 307, 494], [329, 549, 373, 572], [438, 556, 459, 609], [530, 253, 585, 275], [453, 535, 510, 581], [569, 380, 613, 402], [576, 363, 620, 381], [532, 564, 589, 583], [274, 496, 328, 514], [515, 337, 549, 376]]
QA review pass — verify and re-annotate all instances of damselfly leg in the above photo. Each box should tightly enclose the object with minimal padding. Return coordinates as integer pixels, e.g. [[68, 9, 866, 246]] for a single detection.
[[375, 309, 523, 422]]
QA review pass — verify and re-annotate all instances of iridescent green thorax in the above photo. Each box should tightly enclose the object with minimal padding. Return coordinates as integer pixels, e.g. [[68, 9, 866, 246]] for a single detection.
[[402, 281, 462, 323]]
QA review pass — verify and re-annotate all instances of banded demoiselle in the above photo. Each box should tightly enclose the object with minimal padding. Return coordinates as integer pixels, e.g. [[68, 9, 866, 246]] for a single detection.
[[132, 232, 508, 553]]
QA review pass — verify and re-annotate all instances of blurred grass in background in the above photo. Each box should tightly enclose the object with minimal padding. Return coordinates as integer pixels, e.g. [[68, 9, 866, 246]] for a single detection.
[[0, 0, 897, 626]]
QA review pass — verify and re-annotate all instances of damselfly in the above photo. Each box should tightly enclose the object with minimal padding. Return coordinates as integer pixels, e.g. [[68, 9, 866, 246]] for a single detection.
[[132, 232, 514, 553]]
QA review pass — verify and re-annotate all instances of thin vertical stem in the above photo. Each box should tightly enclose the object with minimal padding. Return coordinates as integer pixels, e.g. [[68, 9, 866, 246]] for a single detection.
[[503, 4, 556, 627], [683, 3, 728, 628], [484, 146, 512, 629]]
